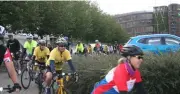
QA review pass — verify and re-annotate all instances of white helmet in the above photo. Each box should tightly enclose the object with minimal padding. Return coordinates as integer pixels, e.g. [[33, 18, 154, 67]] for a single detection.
[[26, 34, 33, 39], [33, 34, 38, 39], [95, 40, 99, 43], [56, 37, 67, 45], [38, 39, 46, 45], [0, 25, 6, 36]]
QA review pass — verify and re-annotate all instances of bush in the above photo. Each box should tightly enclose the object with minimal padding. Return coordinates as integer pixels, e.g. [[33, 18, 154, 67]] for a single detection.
[[141, 53, 180, 94], [63, 53, 180, 94]]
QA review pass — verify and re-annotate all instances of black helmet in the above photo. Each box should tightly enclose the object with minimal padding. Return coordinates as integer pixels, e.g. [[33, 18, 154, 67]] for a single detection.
[[121, 45, 143, 57]]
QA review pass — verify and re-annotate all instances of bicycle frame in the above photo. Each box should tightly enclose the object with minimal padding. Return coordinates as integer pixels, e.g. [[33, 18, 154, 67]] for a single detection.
[[55, 73, 71, 94]]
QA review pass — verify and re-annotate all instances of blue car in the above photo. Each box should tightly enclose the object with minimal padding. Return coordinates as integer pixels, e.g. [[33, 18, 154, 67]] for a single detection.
[[125, 34, 180, 54]]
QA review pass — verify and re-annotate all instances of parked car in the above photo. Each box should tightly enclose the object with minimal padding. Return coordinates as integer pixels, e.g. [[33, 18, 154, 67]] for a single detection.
[[125, 34, 180, 54]]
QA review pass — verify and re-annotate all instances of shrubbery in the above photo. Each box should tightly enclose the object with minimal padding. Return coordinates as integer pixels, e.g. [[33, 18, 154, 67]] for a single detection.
[[63, 53, 180, 94]]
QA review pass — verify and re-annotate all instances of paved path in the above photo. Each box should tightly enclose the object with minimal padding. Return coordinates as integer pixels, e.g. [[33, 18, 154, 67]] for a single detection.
[[0, 68, 39, 94]]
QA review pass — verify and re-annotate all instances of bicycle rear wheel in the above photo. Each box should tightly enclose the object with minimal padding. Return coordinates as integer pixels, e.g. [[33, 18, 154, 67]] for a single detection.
[[21, 68, 32, 89]]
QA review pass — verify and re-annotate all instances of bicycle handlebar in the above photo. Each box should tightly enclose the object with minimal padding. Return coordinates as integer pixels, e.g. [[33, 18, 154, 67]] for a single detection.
[[55, 72, 79, 82], [0, 85, 14, 93]]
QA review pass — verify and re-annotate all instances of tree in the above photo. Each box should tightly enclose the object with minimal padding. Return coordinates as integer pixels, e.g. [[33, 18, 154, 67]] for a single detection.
[[0, 1, 129, 43]]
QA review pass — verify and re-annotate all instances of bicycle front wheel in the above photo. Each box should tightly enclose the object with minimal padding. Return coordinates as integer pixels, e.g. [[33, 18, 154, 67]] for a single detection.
[[21, 68, 32, 89]]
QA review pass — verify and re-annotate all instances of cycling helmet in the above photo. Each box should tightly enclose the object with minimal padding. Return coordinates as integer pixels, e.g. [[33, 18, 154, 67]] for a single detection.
[[38, 39, 46, 45], [26, 34, 33, 39], [33, 34, 38, 39], [0, 25, 6, 37], [8, 33, 14, 36], [64, 36, 68, 41], [95, 40, 99, 43], [121, 45, 143, 57], [56, 37, 67, 45]]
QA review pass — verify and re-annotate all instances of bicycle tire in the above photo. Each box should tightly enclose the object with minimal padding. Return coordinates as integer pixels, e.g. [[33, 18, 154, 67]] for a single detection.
[[20, 68, 32, 89], [38, 73, 44, 94]]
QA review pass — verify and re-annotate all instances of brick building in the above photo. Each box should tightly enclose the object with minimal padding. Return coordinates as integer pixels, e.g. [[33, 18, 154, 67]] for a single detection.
[[114, 11, 153, 36]]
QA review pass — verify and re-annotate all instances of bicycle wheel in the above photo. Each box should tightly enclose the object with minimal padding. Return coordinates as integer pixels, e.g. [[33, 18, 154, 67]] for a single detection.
[[21, 68, 32, 89], [38, 73, 44, 94]]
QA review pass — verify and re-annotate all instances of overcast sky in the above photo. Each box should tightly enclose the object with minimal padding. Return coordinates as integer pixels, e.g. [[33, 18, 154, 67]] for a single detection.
[[91, 0, 180, 15]]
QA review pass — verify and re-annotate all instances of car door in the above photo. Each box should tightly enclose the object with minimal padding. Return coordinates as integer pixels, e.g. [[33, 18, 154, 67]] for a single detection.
[[164, 37, 180, 52]]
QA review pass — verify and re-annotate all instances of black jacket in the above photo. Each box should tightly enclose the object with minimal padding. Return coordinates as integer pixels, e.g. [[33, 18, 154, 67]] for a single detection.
[[7, 39, 20, 53]]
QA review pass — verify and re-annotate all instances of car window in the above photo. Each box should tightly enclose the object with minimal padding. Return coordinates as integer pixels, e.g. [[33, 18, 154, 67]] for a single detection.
[[165, 37, 180, 45], [147, 37, 161, 45], [125, 38, 133, 45], [138, 38, 148, 44]]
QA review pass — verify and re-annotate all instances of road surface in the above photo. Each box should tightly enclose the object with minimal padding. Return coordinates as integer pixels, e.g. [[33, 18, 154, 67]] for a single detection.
[[0, 67, 39, 94]]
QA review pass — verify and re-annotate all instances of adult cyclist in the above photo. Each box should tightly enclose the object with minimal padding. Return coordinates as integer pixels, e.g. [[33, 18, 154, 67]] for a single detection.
[[32, 39, 50, 82], [91, 45, 146, 94], [7, 33, 21, 74], [22, 34, 37, 59], [0, 25, 21, 92], [75, 41, 84, 54], [45, 37, 76, 94], [33, 34, 39, 46]]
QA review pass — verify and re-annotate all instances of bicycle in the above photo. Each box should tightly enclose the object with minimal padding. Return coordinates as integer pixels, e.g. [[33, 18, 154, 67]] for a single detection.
[[0, 85, 17, 94], [35, 64, 52, 94], [52, 71, 79, 94], [20, 56, 35, 89]]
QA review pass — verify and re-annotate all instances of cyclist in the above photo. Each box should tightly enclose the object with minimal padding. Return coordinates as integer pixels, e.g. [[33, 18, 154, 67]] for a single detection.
[[33, 39, 50, 82], [91, 45, 146, 94], [87, 44, 93, 54], [7, 33, 21, 74], [0, 25, 21, 92], [75, 41, 84, 54], [95, 40, 101, 54], [45, 37, 76, 94], [47, 43, 53, 52], [22, 34, 37, 58], [33, 34, 38, 46]]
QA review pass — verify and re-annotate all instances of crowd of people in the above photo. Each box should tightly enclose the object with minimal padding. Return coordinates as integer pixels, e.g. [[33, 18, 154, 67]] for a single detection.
[[0, 24, 146, 94], [75, 40, 123, 56]]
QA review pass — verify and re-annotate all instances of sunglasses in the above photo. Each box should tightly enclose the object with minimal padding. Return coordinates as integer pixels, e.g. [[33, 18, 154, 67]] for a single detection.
[[40, 44, 46, 46], [58, 44, 66, 47], [134, 55, 143, 59]]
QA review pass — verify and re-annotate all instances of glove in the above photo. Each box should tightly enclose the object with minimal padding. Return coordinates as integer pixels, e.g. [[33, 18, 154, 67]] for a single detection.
[[12, 83, 21, 92]]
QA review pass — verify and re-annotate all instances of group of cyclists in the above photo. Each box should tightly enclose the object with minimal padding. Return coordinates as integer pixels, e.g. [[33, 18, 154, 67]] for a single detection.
[[0, 24, 146, 94], [22, 35, 76, 94], [75, 40, 123, 56], [0, 25, 76, 94]]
